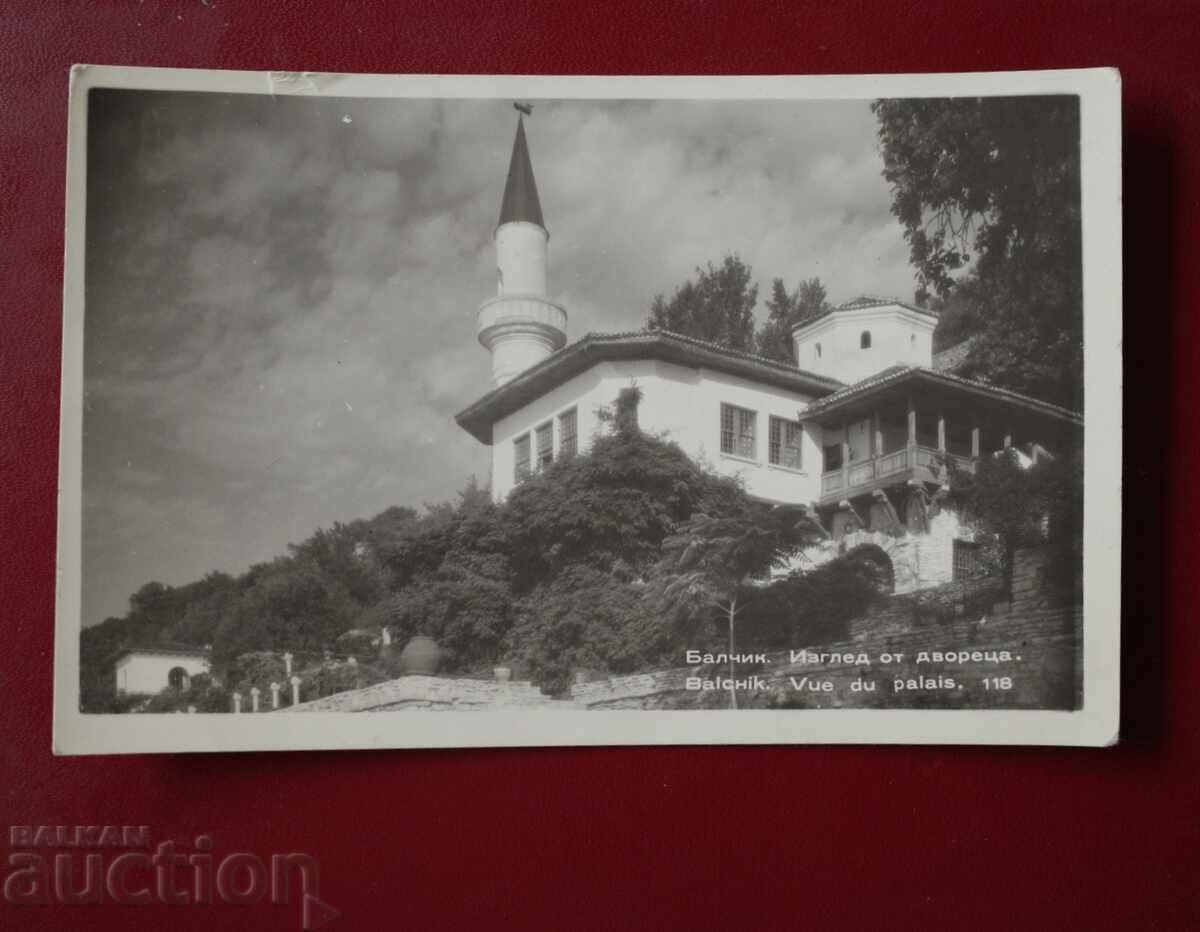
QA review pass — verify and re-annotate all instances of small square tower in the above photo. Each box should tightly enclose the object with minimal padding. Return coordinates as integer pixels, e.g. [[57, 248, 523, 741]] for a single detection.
[[792, 297, 938, 384]]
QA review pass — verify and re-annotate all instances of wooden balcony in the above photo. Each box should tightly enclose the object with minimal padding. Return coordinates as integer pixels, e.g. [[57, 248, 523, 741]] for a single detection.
[[820, 446, 975, 503]]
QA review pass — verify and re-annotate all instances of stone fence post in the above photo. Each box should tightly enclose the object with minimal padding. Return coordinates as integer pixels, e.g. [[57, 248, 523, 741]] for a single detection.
[[290, 675, 301, 706], [270, 681, 281, 710], [232, 691, 242, 714], [250, 686, 261, 713]]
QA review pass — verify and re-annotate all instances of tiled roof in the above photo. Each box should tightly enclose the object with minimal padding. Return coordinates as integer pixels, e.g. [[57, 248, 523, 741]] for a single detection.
[[802, 365, 1083, 424], [839, 295, 937, 315], [931, 337, 976, 372], [455, 329, 844, 444]]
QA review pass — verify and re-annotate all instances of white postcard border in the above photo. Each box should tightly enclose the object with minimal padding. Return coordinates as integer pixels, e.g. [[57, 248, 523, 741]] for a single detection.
[[54, 66, 1122, 753]]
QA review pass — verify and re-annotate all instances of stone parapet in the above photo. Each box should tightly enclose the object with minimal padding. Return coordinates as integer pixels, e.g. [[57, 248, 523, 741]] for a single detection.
[[277, 675, 570, 712], [476, 294, 567, 346]]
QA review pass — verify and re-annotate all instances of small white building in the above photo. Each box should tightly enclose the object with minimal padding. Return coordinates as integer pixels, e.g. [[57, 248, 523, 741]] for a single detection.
[[454, 115, 1083, 592], [113, 646, 211, 696]]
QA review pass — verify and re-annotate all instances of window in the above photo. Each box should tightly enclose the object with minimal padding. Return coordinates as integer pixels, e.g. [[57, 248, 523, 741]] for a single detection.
[[558, 407, 577, 457], [514, 434, 531, 482], [536, 422, 554, 470], [769, 416, 803, 470], [860, 330, 872, 349], [815, 342, 822, 359], [953, 540, 983, 581], [720, 403, 756, 459]]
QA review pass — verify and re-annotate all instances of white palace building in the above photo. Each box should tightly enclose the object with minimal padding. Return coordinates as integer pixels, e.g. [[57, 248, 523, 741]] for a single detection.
[[455, 115, 1082, 594]]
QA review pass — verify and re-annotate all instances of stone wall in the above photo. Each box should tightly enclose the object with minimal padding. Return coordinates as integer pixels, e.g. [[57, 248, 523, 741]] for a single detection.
[[571, 546, 1081, 711], [279, 675, 570, 712], [792, 509, 969, 595]]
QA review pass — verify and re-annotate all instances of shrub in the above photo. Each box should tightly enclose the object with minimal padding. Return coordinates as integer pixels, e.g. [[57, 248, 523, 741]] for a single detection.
[[225, 651, 288, 694], [301, 661, 385, 700], [505, 566, 651, 695], [740, 554, 881, 651], [139, 673, 231, 714]]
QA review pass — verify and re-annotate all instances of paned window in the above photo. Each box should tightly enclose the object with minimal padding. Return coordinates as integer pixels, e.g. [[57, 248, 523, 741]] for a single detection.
[[536, 422, 554, 470], [558, 408, 578, 457], [720, 403, 757, 459], [514, 434, 531, 482], [769, 416, 803, 470]]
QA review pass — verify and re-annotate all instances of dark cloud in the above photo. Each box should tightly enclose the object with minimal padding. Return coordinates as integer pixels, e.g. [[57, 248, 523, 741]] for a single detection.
[[81, 90, 915, 625]]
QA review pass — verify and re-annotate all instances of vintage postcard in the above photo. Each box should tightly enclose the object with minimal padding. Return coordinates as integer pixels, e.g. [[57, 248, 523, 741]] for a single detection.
[[54, 66, 1121, 753]]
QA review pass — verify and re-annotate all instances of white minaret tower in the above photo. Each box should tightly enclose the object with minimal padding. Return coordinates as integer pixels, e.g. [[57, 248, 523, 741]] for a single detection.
[[476, 107, 567, 386]]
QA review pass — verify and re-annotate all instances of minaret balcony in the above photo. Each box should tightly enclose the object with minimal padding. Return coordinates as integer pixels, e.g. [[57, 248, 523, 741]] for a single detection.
[[476, 294, 568, 349]]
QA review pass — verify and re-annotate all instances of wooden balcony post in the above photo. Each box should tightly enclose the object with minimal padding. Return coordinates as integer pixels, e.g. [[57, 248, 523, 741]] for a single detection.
[[906, 394, 916, 455], [971, 425, 981, 459], [937, 412, 946, 452], [873, 411, 883, 460], [840, 420, 850, 490], [1003, 430, 1012, 449]]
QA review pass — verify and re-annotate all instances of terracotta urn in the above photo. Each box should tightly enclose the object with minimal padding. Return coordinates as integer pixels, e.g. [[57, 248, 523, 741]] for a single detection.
[[397, 636, 442, 675]]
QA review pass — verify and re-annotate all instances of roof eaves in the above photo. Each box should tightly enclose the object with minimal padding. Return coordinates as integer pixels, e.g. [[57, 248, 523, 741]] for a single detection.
[[454, 330, 845, 444], [790, 299, 938, 336], [803, 366, 1082, 424]]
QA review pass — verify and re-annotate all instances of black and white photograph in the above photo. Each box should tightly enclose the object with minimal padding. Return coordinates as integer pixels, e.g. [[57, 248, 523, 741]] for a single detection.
[[54, 68, 1121, 752]]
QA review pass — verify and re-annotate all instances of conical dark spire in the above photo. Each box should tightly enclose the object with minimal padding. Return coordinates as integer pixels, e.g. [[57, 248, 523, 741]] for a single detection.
[[498, 116, 545, 230]]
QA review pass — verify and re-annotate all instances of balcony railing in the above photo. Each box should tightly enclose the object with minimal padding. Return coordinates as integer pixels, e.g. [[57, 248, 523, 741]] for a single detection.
[[820, 446, 975, 500]]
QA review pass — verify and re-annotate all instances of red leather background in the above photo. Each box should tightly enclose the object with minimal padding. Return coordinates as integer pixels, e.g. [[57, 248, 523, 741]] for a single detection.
[[0, 2, 1194, 929]]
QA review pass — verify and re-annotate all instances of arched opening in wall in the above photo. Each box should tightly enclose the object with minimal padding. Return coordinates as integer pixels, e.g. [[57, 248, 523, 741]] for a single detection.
[[845, 544, 895, 595], [860, 330, 872, 349], [168, 666, 190, 691]]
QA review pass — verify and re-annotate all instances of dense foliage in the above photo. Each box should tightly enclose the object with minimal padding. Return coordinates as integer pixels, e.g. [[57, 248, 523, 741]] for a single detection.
[[83, 393, 883, 708], [872, 96, 1083, 409], [647, 255, 759, 352], [755, 277, 831, 363], [644, 257, 833, 368], [946, 449, 1083, 601]]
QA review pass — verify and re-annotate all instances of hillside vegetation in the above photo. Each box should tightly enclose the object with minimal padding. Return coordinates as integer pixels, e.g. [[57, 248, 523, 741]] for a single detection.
[[82, 391, 878, 709]]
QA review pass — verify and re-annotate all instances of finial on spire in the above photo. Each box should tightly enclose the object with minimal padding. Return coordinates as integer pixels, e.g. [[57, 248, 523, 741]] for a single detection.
[[498, 108, 545, 229], [514, 101, 533, 116]]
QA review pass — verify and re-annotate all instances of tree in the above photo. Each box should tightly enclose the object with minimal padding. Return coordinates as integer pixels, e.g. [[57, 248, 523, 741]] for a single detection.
[[946, 449, 1082, 600], [647, 507, 816, 708], [745, 554, 879, 650], [505, 566, 648, 695], [755, 277, 831, 362], [503, 391, 747, 589], [289, 522, 386, 609], [80, 391, 788, 708], [647, 255, 758, 351], [212, 555, 360, 666], [384, 548, 515, 672], [872, 96, 1082, 408]]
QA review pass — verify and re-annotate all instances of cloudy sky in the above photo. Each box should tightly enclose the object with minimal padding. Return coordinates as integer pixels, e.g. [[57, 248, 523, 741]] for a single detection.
[[82, 89, 917, 626]]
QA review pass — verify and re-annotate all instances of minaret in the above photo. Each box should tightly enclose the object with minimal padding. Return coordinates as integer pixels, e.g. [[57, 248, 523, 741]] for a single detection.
[[476, 109, 567, 386]]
